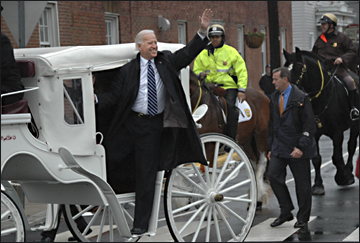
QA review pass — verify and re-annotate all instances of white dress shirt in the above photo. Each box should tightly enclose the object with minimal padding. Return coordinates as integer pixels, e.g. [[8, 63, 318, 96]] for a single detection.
[[132, 56, 165, 114]]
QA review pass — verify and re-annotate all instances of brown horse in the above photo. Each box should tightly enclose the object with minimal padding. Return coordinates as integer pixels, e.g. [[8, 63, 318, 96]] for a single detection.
[[189, 70, 272, 208]]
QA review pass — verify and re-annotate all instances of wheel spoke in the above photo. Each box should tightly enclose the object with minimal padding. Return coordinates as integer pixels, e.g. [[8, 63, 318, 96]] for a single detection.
[[171, 190, 206, 198], [179, 202, 207, 234], [217, 161, 245, 191], [218, 202, 246, 224], [214, 204, 237, 240], [211, 142, 221, 187], [173, 199, 206, 214], [220, 179, 251, 194], [177, 168, 207, 194], [191, 205, 210, 242], [191, 163, 209, 191], [214, 149, 235, 188], [205, 206, 213, 242], [223, 196, 252, 203], [1, 210, 11, 221], [212, 205, 221, 242]]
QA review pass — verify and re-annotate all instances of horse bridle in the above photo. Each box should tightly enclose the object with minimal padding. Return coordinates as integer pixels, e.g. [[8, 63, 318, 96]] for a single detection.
[[292, 60, 339, 128]]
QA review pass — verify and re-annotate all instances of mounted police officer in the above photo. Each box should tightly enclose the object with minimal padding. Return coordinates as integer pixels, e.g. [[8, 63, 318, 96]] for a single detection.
[[312, 13, 359, 120], [193, 24, 248, 143]]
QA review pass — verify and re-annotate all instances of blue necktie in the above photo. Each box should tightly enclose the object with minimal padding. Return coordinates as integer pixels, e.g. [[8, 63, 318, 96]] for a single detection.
[[147, 61, 157, 116]]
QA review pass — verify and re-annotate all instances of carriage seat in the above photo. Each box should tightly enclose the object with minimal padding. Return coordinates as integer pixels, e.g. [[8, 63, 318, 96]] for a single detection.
[[16, 60, 36, 78]]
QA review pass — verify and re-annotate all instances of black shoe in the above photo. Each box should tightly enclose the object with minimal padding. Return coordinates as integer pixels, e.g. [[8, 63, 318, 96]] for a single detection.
[[68, 228, 92, 241], [350, 108, 359, 121], [294, 221, 308, 228], [270, 213, 294, 227], [130, 228, 147, 236], [34, 237, 54, 242]]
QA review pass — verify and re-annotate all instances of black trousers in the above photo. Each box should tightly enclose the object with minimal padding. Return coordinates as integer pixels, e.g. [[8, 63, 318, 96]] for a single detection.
[[106, 111, 164, 230], [224, 89, 238, 140], [267, 155, 312, 222]]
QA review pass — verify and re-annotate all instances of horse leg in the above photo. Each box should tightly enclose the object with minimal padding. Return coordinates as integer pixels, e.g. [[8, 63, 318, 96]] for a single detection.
[[346, 122, 359, 173], [332, 131, 355, 186], [252, 128, 272, 210], [311, 134, 325, 195]]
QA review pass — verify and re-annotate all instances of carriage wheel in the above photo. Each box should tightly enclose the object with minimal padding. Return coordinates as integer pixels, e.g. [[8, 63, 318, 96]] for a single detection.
[[63, 200, 140, 242], [164, 133, 257, 242], [1, 191, 26, 242]]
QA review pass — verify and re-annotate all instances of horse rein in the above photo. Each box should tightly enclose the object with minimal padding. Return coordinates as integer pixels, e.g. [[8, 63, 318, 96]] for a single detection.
[[294, 60, 339, 128]]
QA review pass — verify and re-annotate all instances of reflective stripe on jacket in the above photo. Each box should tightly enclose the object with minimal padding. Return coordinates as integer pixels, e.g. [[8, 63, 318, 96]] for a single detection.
[[193, 44, 248, 90]]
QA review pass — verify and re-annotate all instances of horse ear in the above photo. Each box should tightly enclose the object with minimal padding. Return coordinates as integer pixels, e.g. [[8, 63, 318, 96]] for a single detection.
[[295, 47, 302, 62], [283, 49, 291, 61]]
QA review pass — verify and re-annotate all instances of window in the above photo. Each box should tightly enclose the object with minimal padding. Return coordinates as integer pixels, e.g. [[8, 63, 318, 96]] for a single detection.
[[39, 2, 59, 47], [281, 28, 287, 66], [261, 27, 267, 74], [237, 25, 245, 58], [105, 12, 119, 45], [63, 78, 84, 125], [178, 21, 187, 45]]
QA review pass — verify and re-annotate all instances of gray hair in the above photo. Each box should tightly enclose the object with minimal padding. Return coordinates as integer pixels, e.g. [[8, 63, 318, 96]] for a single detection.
[[272, 67, 291, 82], [135, 30, 155, 51]]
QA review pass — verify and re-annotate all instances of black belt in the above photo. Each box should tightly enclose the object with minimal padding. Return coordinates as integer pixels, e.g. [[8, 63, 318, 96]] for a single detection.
[[131, 110, 163, 118]]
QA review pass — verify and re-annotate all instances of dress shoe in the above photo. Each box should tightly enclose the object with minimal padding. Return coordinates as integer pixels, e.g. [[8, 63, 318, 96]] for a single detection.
[[294, 221, 308, 228], [270, 213, 294, 227], [130, 227, 147, 236], [34, 237, 54, 242]]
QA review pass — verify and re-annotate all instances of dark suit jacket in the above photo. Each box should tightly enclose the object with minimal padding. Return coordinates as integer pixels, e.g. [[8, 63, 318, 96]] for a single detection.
[[97, 34, 209, 170]]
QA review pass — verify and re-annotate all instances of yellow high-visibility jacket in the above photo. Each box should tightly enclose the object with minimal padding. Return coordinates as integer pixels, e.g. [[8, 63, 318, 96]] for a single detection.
[[193, 44, 248, 90]]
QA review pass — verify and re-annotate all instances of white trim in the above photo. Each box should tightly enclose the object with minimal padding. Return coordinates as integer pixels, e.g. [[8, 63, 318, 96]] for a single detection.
[[261, 26, 267, 74]]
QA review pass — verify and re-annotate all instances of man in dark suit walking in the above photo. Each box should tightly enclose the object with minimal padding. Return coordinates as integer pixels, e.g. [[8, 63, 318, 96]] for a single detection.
[[95, 9, 213, 236], [267, 67, 317, 229]]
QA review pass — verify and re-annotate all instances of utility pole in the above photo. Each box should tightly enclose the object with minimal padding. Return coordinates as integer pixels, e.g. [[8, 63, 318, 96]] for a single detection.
[[267, 1, 281, 71]]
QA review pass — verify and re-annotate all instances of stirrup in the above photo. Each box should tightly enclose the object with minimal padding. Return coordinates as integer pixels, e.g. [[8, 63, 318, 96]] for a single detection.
[[350, 107, 359, 121]]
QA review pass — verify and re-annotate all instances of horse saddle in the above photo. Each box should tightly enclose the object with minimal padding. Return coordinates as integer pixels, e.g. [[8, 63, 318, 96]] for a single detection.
[[236, 99, 252, 123]]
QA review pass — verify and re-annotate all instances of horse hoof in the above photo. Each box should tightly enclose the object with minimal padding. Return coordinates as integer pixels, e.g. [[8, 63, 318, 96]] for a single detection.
[[312, 185, 325, 195], [335, 172, 355, 186]]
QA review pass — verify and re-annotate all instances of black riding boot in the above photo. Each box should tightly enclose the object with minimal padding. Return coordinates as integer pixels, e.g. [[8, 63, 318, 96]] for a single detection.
[[349, 90, 359, 120]]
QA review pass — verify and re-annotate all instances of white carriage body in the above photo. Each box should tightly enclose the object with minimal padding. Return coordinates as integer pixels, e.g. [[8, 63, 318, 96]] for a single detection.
[[1, 42, 189, 206]]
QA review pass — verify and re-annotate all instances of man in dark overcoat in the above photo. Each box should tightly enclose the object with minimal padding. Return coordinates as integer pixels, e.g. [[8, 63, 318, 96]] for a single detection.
[[95, 9, 213, 236], [267, 67, 317, 229]]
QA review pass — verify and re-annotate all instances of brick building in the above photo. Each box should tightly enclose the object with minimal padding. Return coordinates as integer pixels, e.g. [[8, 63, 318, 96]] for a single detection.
[[1, 1, 292, 89]]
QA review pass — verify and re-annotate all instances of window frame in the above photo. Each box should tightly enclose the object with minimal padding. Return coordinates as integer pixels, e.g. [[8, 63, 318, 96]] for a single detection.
[[39, 1, 60, 47], [237, 24, 245, 58], [261, 26, 267, 74], [178, 20, 187, 45], [105, 12, 119, 45]]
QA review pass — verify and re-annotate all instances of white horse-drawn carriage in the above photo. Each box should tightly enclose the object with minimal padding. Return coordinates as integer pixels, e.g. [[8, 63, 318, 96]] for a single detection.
[[1, 42, 257, 242]]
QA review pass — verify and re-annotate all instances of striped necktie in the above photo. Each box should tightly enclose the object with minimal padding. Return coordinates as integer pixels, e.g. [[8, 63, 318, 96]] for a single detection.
[[147, 60, 157, 116], [279, 92, 284, 116]]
